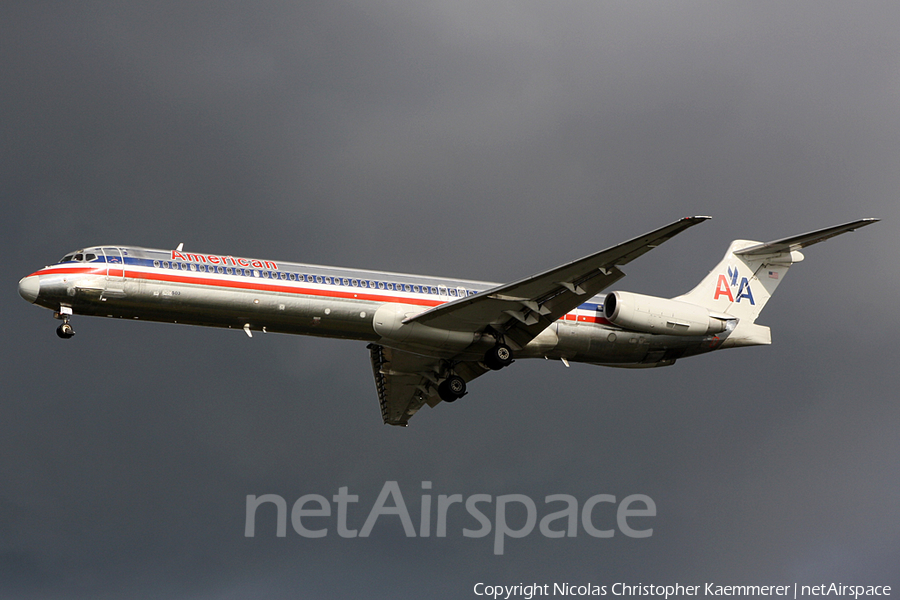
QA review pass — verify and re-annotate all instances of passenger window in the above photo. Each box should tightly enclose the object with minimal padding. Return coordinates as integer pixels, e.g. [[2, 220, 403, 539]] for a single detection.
[[450, 289, 457, 297], [226, 267, 233, 275], [190, 264, 197, 271], [153, 260, 160, 268], [378, 282, 385, 289], [315, 275, 323, 284], [217, 266, 224, 274]]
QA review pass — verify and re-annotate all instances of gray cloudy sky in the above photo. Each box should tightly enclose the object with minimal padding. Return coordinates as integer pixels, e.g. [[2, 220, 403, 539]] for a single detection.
[[2, 2, 898, 598]]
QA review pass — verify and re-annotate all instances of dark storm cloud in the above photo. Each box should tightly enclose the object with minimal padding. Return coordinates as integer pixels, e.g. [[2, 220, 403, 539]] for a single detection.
[[2, 2, 898, 598]]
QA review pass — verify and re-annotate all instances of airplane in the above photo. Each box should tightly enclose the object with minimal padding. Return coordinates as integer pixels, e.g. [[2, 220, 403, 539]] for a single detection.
[[18, 217, 877, 426]]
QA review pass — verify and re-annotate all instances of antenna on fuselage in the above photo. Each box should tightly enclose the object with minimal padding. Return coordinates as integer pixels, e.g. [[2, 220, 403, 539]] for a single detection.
[[175, 243, 184, 252]]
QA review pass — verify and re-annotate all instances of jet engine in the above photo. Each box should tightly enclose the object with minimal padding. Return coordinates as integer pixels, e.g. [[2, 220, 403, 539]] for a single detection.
[[603, 291, 733, 336]]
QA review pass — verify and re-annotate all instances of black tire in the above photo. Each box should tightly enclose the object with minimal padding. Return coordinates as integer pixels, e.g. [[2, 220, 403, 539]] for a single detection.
[[438, 375, 466, 402], [56, 323, 74, 339], [484, 344, 513, 370], [447, 375, 465, 396]]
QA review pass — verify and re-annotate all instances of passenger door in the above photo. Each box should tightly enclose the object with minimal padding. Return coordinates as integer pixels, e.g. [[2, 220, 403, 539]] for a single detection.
[[101, 247, 126, 297]]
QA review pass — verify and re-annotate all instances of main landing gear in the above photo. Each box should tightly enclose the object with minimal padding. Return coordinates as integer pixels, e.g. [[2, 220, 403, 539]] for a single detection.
[[484, 343, 514, 371], [439, 343, 514, 403], [438, 374, 467, 403]]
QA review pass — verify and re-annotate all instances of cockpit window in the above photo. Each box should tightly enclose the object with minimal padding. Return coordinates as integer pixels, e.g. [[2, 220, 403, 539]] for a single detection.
[[85, 253, 98, 261], [74, 253, 84, 261], [60, 254, 76, 263]]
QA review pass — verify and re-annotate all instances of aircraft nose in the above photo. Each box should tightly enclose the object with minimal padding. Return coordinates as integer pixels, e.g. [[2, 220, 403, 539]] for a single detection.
[[18, 275, 40, 303]]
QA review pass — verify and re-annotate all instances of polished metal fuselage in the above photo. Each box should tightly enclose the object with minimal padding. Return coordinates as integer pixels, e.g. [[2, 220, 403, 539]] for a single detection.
[[21, 245, 723, 366]]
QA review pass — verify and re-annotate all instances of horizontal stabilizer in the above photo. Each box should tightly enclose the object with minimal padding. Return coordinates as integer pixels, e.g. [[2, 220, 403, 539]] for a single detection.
[[735, 218, 879, 256]]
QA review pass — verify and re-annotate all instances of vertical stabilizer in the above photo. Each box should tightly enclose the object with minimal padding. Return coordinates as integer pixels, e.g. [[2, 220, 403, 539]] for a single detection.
[[673, 240, 801, 325]]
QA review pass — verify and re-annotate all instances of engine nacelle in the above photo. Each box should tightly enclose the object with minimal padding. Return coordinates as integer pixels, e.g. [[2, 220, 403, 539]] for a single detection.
[[603, 291, 732, 336], [373, 303, 476, 353]]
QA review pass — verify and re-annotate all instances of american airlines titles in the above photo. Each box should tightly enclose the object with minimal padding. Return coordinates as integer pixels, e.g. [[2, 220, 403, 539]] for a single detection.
[[171, 250, 277, 271]]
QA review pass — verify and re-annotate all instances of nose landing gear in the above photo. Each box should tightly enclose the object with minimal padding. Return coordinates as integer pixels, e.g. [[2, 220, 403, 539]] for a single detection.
[[54, 309, 75, 339], [56, 322, 75, 339]]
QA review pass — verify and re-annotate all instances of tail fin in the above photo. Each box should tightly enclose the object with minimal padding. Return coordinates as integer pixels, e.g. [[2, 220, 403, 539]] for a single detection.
[[674, 238, 795, 324], [674, 219, 878, 346]]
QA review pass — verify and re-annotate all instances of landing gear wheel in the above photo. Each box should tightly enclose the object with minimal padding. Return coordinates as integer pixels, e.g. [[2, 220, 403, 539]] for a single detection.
[[484, 344, 513, 370], [438, 375, 467, 403], [56, 323, 75, 339]]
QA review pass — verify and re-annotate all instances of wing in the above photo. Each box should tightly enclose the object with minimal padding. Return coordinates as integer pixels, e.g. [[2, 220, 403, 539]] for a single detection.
[[404, 216, 710, 348], [368, 217, 709, 425], [368, 343, 488, 426]]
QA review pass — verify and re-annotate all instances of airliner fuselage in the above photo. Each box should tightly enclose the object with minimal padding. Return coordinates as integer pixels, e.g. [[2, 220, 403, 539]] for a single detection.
[[18, 217, 877, 425], [19, 245, 703, 365]]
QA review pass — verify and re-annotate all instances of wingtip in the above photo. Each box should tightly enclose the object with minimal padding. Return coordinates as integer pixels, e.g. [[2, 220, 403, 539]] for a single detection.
[[847, 217, 880, 231]]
